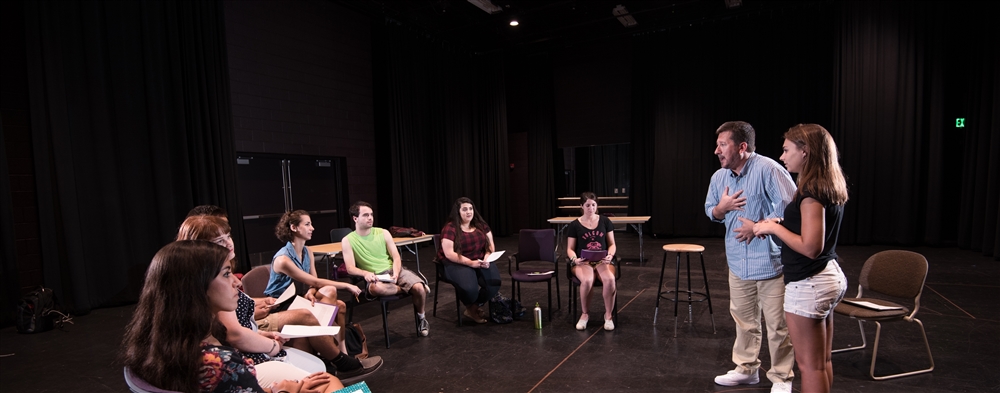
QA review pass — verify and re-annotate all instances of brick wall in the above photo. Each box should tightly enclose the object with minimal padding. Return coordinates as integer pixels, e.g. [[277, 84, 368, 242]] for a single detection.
[[223, 0, 377, 205]]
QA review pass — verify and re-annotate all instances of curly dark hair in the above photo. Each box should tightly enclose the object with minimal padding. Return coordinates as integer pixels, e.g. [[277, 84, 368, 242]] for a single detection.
[[349, 201, 372, 218], [275, 210, 310, 242], [121, 241, 230, 392]]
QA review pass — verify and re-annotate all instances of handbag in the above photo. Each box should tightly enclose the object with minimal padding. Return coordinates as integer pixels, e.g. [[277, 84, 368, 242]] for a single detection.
[[344, 322, 369, 359], [388, 226, 425, 237]]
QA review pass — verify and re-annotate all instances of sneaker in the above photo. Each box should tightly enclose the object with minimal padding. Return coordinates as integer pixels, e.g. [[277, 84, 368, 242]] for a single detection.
[[417, 317, 430, 337], [464, 308, 487, 324], [336, 356, 384, 385], [603, 318, 615, 331], [575, 315, 588, 331], [714, 369, 759, 386], [770, 381, 792, 393]]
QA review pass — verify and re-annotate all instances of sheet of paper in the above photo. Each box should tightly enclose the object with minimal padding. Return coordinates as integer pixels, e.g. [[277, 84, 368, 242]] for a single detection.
[[841, 299, 903, 311], [485, 250, 505, 263], [279, 324, 340, 338], [375, 274, 394, 283], [289, 296, 339, 326], [273, 283, 296, 306], [526, 270, 555, 276]]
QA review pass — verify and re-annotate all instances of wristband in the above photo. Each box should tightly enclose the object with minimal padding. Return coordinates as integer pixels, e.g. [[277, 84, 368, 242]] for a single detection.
[[269, 339, 277, 355]]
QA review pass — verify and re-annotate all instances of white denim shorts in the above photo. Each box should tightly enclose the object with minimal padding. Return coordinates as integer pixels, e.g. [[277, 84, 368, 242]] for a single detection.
[[784, 260, 848, 319]]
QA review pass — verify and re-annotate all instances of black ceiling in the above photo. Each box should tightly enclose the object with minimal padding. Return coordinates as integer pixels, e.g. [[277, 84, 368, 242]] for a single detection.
[[334, 0, 830, 54]]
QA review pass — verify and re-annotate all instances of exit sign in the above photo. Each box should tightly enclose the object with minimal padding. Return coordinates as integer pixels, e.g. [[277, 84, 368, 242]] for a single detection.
[[956, 118, 965, 128]]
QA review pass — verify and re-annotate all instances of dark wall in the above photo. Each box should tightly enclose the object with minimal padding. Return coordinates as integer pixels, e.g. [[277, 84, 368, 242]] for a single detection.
[[223, 0, 376, 208]]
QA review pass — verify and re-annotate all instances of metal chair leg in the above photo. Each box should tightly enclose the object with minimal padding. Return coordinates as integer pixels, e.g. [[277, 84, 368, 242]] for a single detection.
[[869, 319, 935, 380], [381, 300, 391, 348]]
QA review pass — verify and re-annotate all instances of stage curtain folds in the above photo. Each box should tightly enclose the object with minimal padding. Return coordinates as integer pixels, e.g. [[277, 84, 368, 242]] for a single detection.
[[379, 22, 511, 235], [833, 1, 999, 257], [629, 8, 835, 237], [23, 0, 243, 314]]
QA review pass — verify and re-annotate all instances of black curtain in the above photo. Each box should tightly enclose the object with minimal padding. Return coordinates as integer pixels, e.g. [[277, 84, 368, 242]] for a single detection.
[[630, 5, 835, 237], [0, 120, 19, 326], [507, 53, 557, 229], [833, 1, 999, 257], [23, 0, 243, 314], [377, 22, 511, 235], [587, 144, 629, 198], [948, 23, 1000, 260]]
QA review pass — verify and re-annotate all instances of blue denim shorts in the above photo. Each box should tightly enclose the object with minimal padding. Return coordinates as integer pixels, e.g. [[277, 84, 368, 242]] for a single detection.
[[784, 260, 848, 319]]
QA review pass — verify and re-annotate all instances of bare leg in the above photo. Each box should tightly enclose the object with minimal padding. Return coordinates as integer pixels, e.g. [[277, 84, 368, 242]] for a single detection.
[[409, 283, 427, 315], [267, 309, 344, 359], [574, 265, 595, 315], [310, 288, 347, 344], [785, 311, 830, 393], [824, 314, 835, 390], [596, 264, 617, 320]]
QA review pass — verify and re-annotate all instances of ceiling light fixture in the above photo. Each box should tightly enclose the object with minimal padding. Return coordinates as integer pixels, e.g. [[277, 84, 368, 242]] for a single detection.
[[612, 4, 637, 27], [510, 20, 519, 26], [467, 0, 502, 15]]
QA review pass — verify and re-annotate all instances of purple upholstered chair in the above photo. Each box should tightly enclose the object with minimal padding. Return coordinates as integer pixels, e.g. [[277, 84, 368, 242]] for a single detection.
[[508, 229, 560, 321]]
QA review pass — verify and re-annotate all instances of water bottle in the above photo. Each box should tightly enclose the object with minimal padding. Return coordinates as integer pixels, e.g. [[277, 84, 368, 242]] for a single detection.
[[533, 302, 542, 329]]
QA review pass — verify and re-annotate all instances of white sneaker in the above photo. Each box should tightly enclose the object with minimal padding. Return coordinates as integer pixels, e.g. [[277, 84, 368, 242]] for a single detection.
[[575, 315, 588, 330], [603, 318, 615, 331], [714, 370, 759, 386], [770, 381, 792, 393]]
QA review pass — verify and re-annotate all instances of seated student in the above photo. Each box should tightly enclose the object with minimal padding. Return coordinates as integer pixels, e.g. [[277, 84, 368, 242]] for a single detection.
[[121, 240, 344, 393], [341, 201, 430, 337], [176, 215, 383, 382], [566, 192, 618, 331], [265, 210, 361, 309], [186, 205, 240, 274], [186, 206, 347, 343], [436, 197, 501, 323]]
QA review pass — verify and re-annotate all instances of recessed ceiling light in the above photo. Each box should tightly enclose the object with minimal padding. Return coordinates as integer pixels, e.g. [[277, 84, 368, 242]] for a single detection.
[[510, 20, 519, 26]]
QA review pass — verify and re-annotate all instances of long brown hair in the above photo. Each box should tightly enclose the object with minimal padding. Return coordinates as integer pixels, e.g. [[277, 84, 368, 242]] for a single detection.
[[446, 197, 490, 256], [121, 241, 231, 392], [784, 124, 849, 205]]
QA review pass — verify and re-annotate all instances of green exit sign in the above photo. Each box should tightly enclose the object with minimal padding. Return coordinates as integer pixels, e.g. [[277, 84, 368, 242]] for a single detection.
[[956, 118, 965, 128]]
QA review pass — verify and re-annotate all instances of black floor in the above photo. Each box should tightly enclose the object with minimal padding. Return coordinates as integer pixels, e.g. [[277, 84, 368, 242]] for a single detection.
[[2, 232, 998, 392]]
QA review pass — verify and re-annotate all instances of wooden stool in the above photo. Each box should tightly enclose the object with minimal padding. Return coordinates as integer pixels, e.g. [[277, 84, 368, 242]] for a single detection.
[[655, 244, 716, 337]]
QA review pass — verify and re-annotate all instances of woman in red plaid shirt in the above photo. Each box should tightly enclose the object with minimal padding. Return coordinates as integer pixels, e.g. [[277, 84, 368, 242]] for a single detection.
[[436, 197, 501, 324]]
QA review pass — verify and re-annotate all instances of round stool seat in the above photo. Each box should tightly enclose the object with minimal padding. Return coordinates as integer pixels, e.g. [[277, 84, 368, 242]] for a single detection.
[[662, 244, 705, 253]]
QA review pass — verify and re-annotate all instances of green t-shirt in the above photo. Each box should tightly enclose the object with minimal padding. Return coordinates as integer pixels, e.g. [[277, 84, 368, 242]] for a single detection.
[[346, 227, 392, 273]]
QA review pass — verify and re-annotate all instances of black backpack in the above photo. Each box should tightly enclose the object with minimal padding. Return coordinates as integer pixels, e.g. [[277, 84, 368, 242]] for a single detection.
[[488, 292, 525, 324], [16, 287, 56, 334]]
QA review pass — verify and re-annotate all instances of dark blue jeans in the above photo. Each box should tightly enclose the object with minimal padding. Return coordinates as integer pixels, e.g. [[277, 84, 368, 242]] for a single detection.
[[443, 262, 501, 305]]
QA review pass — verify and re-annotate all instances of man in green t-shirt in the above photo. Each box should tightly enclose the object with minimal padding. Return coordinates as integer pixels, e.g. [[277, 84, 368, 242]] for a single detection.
[[342, 201, 430, 337]]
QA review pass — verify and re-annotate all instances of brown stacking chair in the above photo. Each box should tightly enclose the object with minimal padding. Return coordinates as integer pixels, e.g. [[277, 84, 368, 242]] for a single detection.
[[833, 250, 935, 380], [241, 265, 271, 298]]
